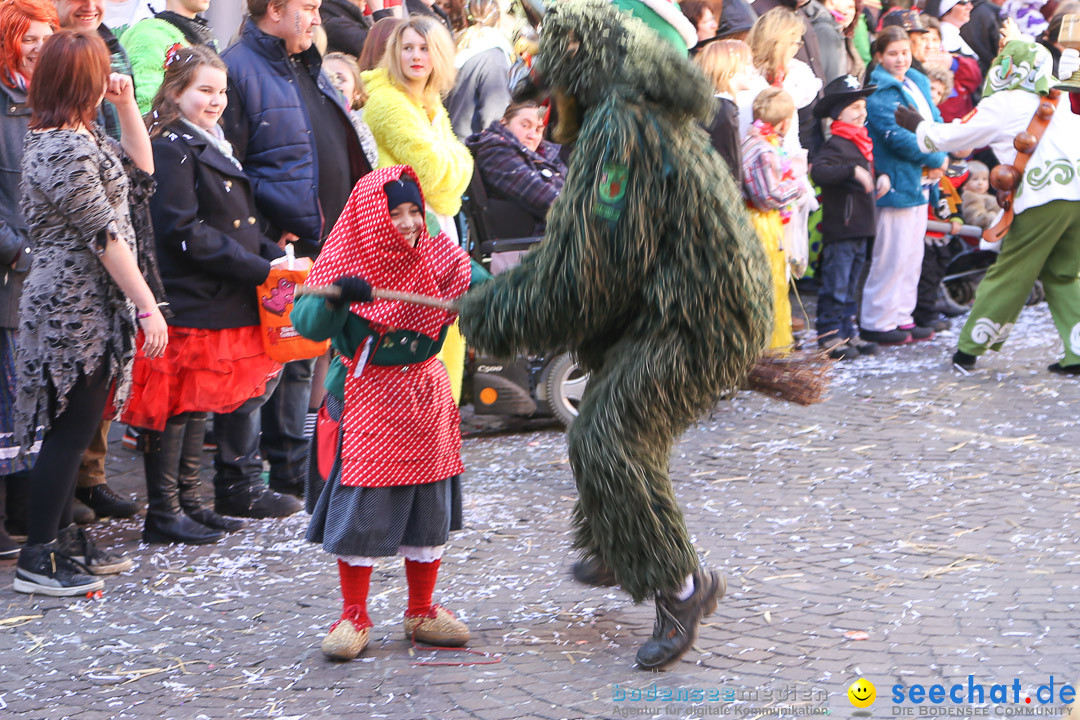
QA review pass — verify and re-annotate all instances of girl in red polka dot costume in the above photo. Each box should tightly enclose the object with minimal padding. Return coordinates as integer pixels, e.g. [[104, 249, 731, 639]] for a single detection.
[[293, 165, 488, 661]]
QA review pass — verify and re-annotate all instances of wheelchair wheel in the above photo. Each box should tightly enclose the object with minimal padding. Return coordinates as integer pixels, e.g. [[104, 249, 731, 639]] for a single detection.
[[945, 275, 982, 307], [540, 353, 588, 427]]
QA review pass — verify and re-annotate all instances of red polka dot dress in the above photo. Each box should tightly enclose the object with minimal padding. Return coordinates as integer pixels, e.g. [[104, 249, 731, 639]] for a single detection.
[[302, 166, 473, 558]]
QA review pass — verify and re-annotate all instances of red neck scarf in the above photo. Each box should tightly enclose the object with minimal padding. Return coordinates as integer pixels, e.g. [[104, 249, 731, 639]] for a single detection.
[[830, 120, 874, 163]]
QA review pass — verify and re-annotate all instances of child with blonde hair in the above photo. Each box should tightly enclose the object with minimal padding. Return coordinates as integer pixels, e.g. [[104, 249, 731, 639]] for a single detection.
[[741, 87, 805, 350], [960, 161, 997, 230], [695, 38, 755, 184]]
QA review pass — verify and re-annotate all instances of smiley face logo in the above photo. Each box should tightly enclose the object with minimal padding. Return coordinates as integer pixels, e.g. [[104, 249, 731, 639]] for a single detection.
[[848, 678, 876, 708]]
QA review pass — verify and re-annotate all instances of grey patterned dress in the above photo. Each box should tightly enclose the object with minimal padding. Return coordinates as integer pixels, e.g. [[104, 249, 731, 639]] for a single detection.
[[15, 125, 138, 449]]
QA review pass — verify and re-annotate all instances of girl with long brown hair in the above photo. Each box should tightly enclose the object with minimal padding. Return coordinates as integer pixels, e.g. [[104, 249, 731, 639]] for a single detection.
[[121, 44, 283, 545]]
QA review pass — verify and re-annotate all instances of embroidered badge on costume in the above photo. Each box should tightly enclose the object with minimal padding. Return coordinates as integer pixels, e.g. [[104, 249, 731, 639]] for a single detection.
[[595, 162, 629, 221], [599, 163, 628, 203]]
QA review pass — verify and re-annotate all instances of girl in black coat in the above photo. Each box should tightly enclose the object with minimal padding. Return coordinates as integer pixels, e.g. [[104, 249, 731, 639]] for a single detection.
[[123, 46, 284, 544], [810, 75, 891, 359]]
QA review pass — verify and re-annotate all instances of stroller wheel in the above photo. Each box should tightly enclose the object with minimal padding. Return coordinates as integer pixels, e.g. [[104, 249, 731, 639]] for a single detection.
[[945, 276, 982, 307], [937, 281, 970, 317], [540, 353, 588, 427]]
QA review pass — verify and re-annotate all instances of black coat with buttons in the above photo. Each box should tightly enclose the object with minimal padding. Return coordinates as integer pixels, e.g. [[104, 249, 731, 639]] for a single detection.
[[149, 123, 284, 329]]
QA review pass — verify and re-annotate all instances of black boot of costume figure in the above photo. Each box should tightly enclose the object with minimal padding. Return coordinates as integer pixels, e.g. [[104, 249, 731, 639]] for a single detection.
[[570, 556, 618, 587], [143, 420, 225, 545], [635, 568, 726, 671], [176, 414, 245, 533]]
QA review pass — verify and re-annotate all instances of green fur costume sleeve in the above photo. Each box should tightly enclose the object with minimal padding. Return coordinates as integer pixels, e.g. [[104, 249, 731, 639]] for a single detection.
[[457, 0, 773, 603], [460, 96, 667, 370]]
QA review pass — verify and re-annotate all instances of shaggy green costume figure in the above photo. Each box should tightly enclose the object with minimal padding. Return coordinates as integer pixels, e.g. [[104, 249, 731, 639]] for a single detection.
[[457, 0, 772, 669]]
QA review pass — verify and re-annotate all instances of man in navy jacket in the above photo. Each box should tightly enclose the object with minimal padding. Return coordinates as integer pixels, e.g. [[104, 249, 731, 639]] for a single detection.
[[218, 0, 372, 516]]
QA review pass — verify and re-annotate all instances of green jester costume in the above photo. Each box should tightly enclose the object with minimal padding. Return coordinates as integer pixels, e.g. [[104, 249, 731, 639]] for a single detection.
[[457, 0, 772, 668], [907, 42, 1080, 372]]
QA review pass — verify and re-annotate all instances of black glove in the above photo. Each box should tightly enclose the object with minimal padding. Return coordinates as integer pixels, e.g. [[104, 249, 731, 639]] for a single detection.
[[894, 105, 924, 133], [333, 276, 373, 305]]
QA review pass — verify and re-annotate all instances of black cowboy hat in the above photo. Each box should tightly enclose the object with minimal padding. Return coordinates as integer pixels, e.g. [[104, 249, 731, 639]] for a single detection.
[[813, 75, 878, 120], [880, 8, 930, 33]]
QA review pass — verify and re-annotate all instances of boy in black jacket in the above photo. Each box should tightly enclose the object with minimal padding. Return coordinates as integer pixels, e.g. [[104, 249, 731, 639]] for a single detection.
[[810, 76, 892, 360]]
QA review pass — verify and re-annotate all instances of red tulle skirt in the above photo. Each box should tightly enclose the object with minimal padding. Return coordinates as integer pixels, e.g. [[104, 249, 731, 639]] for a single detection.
[[123, 325, 281, 431]]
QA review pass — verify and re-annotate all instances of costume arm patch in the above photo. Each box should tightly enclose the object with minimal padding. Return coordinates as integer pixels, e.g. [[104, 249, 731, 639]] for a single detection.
[[594, 161, 630, 221]]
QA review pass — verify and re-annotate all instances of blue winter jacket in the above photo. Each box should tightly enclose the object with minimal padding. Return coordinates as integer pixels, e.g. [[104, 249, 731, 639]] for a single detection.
[[866, 64, 947, 209], [221, 20, 369, 247]]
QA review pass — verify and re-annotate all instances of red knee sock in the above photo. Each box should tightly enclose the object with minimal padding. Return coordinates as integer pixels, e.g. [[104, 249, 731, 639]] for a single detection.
[[404, 558, 440, 617], [337, 560, 372, 627]]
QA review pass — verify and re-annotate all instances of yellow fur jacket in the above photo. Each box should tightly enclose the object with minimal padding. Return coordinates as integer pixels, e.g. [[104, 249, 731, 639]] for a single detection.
[[361, 68, 474, 217]]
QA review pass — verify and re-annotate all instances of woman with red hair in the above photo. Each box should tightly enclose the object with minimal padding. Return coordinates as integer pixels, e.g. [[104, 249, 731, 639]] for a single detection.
[[0, 0, 57, 560], [13, 29, 168, 597]]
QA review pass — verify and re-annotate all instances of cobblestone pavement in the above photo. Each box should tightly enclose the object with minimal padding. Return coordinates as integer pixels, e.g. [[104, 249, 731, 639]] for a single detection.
[[2, 304, 1079, 720]]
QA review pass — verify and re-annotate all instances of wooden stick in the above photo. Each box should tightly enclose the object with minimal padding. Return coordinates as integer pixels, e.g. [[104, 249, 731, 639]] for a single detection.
[[295, 284, 460, 312]]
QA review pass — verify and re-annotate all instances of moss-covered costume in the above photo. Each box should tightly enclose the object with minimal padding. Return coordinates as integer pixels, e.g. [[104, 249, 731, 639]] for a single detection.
[[457, 0, 772, 603]]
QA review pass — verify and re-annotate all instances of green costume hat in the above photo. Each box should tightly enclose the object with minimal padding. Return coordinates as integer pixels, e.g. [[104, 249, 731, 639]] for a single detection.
[[983, 40, 1054, 98]]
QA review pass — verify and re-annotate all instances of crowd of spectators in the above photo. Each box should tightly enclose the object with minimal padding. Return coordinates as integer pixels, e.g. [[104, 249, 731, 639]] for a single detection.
[[693, 0, 1080, 358]]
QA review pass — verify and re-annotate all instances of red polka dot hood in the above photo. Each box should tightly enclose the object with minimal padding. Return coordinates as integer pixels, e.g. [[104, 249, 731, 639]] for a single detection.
[[307, 165, 472, 339]]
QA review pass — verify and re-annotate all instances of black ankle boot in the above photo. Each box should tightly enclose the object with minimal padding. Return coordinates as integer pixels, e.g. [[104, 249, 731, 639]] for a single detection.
[[75, 483, 137, 519], [176, 415, 244, 533], [143, 423, 224, 545], [214, 481, 302, 519], [635, 568, 726, 671]]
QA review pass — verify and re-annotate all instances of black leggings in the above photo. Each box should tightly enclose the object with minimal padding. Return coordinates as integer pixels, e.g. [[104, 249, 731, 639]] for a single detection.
[[27, 365, 111, 545]]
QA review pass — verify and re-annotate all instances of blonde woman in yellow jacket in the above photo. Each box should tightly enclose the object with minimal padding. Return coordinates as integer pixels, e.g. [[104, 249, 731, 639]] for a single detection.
[[362, 16, 475, 402]]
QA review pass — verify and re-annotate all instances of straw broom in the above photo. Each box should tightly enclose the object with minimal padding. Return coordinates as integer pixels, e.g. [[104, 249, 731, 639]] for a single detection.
[[747, 349, 834, 406]]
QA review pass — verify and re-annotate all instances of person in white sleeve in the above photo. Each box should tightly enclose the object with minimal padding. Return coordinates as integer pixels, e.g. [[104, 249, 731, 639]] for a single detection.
[[895, 41, 1080, 375]]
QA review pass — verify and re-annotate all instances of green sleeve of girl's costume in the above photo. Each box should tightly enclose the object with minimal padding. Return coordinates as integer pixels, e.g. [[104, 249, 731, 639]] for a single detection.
[[854, 15, 871, 65], [292, 293, 350, 342]]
